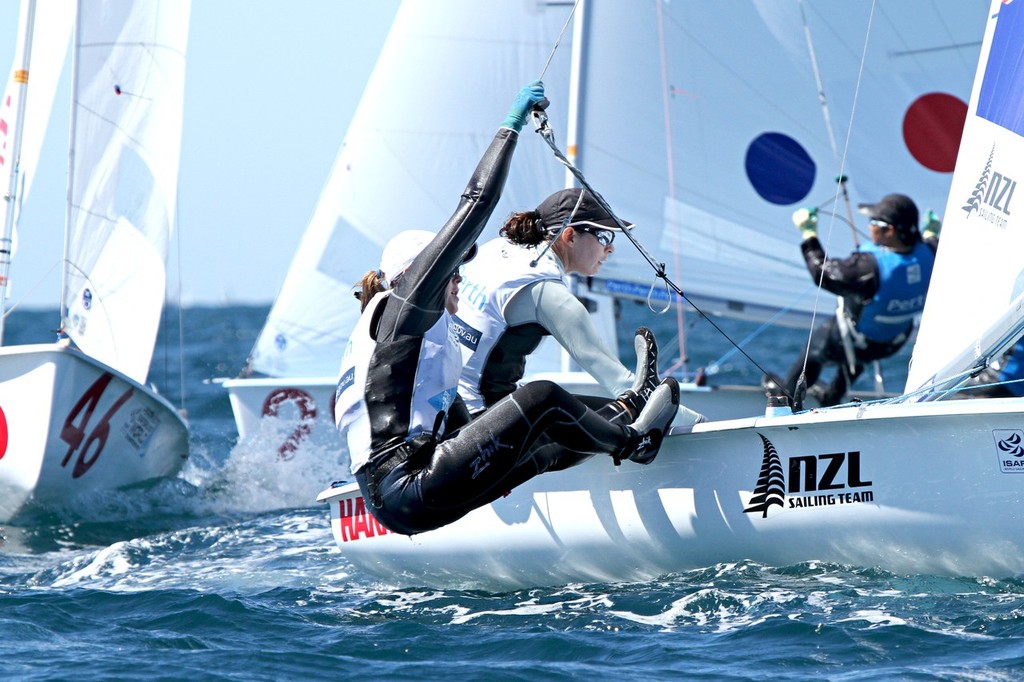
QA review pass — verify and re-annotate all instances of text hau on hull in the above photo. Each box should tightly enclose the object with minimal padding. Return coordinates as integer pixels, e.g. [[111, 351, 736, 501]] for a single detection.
[[316, 0, 1024, 591], [224, 0, 980, 458], [0, 0, 190, 521]]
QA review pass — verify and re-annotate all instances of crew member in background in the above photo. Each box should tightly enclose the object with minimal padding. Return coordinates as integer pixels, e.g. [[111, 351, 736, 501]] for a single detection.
[[766, 193, 940, 409]]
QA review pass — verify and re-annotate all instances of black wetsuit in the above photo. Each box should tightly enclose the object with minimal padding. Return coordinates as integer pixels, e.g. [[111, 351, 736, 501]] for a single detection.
[[349, 128, 637, 535], [785, 235, 938, 405]]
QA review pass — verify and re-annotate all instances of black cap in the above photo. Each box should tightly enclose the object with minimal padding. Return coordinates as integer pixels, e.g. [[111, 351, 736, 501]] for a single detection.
[[858, 193, 920, 243], [536, 188, 633, 231]]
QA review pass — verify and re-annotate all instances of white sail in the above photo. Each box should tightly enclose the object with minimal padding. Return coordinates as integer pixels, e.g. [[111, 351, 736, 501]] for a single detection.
[[62, 0, 190, 384], [907, 0, 1024, 393], [580, 1, 983, 327], [0, 0, 72, 259], [247, 0, 573, 378]]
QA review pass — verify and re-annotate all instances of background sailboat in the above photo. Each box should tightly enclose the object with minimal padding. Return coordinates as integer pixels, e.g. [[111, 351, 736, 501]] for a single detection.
[[0, 0, 190, 521], [227, 0, 983, 457]]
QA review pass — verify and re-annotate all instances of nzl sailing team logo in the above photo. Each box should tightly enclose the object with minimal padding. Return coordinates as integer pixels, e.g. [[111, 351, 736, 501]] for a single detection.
[[961, 144, 1016, 228], [743, 434, 874, 518], [994, 429, 1024, 473]]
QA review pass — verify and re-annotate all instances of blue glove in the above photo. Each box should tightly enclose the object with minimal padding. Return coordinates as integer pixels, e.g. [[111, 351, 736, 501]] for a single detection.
[[792, 207, 818, 240], [501, 80, 546, 132], [923, 210, 941, 240]]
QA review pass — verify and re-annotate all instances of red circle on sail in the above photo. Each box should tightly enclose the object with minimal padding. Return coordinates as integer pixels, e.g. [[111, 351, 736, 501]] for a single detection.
[[0, 406, 7, 460], [903, 92, 968, 173]]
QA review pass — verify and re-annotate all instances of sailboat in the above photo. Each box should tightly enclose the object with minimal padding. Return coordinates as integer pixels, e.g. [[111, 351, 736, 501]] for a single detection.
[[316, 0, 1023, 591], [0, 0, 190, 521], [226, 0, 980, 457]]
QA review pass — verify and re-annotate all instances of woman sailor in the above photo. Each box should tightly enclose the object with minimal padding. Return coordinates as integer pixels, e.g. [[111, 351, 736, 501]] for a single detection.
[[334, 82, 680, 536], [455, 187, 704, 427]]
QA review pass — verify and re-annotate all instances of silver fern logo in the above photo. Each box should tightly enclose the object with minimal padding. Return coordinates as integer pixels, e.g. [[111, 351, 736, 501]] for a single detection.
[[743, 434, 786, 518], [962, 144, 1016, 228], [744, 434, 875, 517]]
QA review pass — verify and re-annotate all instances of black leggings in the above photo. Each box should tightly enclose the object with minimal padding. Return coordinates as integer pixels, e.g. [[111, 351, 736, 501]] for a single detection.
[[785, 317, 909, 406], [356, 380, 634, 535]]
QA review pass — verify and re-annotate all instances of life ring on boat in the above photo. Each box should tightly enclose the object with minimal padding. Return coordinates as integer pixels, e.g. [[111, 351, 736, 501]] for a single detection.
[[261, 388, 318, 461]]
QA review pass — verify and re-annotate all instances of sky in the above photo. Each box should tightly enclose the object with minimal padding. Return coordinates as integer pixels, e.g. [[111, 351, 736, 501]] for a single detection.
[[0, 0, 401, 309]]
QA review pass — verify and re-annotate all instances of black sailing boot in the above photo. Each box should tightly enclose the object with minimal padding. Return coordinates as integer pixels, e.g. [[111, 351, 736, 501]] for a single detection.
[[616, 327, 661, 420], [621, 376, 680, 465]]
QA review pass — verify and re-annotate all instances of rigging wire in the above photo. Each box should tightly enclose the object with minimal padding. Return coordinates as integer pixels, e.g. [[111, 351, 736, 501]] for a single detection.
[[529, 106, 780, 383], [529, 0, 827, 390], [538, 0, 581, 82], [654, 0, 690, 377], [791, 0, 878, 408], [798, 0, 858, 248]]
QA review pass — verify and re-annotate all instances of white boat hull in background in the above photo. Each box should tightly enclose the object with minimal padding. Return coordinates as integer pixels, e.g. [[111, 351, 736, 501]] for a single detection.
[[223, 372, 774, 455], [224, 370, 894, 457], [318, 397, 1024, 590], [222, 375, 339, 457], [0, 344, 188, 521]]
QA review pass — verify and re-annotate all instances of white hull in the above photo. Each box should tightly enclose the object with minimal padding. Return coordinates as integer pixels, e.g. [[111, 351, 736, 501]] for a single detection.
[[0, 344, 189, 521], [318, 397, 1024, 590]]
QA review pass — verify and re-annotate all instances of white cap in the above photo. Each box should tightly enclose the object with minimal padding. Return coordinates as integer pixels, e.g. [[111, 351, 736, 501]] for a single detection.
[[378, 230, 436, 284]]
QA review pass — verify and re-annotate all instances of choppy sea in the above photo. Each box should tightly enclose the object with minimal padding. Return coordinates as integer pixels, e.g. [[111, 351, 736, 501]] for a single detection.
[[2, 304, 1023, 681]]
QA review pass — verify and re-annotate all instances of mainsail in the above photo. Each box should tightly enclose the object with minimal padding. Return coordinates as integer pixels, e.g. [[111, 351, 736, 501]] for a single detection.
[[61, 0, 190, 384], [906, 0, 1024, 393], [0, 0, 72, 330], [579, 1, 983, 328], [247, 1, 570, 379]]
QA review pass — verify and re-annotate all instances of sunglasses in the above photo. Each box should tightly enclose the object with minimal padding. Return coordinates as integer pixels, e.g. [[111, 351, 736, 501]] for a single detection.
[[573, 225, 615, 246], [869, 219, 892, 229]]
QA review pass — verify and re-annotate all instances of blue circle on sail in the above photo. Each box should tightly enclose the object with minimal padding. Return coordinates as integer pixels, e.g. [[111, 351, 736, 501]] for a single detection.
[[745, 132, 815, 205]]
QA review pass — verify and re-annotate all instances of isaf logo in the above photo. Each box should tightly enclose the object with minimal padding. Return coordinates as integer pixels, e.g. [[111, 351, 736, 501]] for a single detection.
[[994, 429, 1024, 473], [743, 433, 874, 518]]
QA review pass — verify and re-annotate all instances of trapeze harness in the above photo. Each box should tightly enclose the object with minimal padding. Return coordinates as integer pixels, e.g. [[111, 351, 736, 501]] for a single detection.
[[334, 128, 638, 536], [455, 237, 634, 413], [454, 238, 563, 411]]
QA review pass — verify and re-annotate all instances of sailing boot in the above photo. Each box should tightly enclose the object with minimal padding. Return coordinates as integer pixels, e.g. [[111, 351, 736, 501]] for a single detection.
[[615, 327, 661, 420], [621, 376, 680, 465]]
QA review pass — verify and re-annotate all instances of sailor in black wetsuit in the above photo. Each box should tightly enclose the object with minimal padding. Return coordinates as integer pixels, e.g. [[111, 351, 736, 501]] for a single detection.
[[772, 194, 939, 407], [333, 82, 681, 536]]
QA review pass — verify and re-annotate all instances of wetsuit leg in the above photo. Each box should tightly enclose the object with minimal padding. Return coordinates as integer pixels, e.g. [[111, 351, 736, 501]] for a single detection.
[[576, 393, 632, 424], [375, 380, 634, 533], [786, 320, 834, 397], [820, 365, 854, 406]]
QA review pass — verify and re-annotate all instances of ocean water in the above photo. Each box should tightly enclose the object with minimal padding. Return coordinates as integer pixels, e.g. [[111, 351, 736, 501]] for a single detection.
[[2, 304, 1023, 681]]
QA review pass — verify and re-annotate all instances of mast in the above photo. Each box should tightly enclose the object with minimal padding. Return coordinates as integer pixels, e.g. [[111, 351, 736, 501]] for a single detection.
[[59, 0, 80, 338], [0, 0, 38, 344], [561, 0, 587, 373]]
